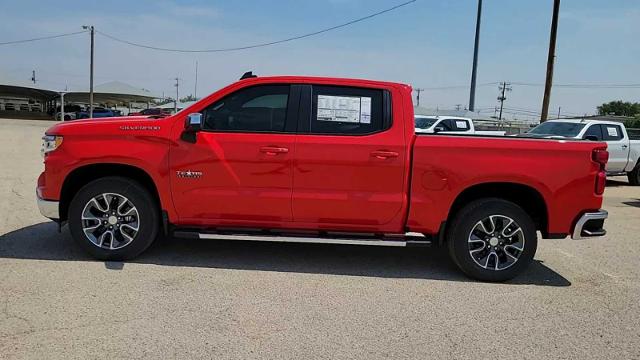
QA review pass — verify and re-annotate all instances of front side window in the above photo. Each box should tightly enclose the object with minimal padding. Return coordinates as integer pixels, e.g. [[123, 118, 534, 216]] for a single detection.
[[310, 86, 386, 135], [583, 124, 603, 140], [202, 85, 290, 132]]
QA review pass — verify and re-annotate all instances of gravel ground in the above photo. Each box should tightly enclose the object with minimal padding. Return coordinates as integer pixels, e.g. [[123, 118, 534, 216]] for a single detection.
[[1, 119, 639, 359]]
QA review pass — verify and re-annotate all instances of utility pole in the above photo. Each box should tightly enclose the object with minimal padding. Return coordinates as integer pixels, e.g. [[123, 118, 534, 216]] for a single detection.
[[468, 0, 482, 112], [82, 25, 95, 118], [174, 77, 180, 113], [194, 61, 198, 100], [541, 0, 560, 122], [414, 88, 424, 107], [557, 106, 561, 119], [497, 81, 511, 121], [31, 70, 36, 84]]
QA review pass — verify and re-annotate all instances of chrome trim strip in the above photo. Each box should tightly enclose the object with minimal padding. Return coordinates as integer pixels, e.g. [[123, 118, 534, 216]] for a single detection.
[[197, 233, 414, 247], [572, 210, 608, 240], [37, 196, 59, 220]]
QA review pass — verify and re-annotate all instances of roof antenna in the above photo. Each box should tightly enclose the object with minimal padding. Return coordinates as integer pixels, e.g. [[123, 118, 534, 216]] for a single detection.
[[240, 71, 257, 80]]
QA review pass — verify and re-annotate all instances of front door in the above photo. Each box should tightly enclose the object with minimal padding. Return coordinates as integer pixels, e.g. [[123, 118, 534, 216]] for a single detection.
[[291, 85, 407, 232], [170, 84, 298, 226]]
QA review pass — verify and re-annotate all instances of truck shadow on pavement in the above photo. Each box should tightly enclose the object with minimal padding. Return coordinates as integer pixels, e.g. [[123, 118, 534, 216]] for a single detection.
[[0, 222, 571, 287]]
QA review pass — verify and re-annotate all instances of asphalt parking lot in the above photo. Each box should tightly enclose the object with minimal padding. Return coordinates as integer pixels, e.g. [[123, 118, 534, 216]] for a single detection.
[[1, 119, 639, 359]]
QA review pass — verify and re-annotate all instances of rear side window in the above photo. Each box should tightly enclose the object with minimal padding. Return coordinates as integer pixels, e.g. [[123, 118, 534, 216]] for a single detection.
[[202, 85, 290, 132], [310, 86, 386, 135], [602, 125, 623, 141], [583, 124, 603, 140]]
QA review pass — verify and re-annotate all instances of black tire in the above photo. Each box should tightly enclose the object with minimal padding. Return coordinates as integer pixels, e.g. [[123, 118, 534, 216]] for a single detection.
[[628, 164, 640, 186], [68, 176, 159, 260], [447, 198, 537, 282]]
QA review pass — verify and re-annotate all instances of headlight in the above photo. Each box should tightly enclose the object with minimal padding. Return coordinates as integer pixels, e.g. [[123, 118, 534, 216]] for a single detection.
[[41, 135, 63, 157]]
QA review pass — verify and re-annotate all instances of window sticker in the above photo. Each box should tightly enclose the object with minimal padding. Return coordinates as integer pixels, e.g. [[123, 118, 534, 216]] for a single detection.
[[606, 126, 618, 137], [317, 95, 372, 123], [455, 120, 468, 129]]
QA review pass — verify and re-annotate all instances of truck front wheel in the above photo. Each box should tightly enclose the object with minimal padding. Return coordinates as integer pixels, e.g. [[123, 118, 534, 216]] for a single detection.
[[447, 198, 537, 282], [68, 176, 160, 260]]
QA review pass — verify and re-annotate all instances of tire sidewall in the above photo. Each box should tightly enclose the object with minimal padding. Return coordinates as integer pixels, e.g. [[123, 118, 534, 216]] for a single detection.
[[68, 177, 159, 260], [448, 198, 538, 282]]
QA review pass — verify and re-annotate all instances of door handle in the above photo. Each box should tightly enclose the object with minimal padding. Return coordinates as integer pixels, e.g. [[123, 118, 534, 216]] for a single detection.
[[622, 144, 628, 149], [370, 150, 399, 159], [260, 146, 289, 155]]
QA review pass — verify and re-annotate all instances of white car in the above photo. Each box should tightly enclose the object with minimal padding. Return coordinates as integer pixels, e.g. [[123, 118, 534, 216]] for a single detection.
[[414, 115, 506, 136], [526, 119, 640, 185]]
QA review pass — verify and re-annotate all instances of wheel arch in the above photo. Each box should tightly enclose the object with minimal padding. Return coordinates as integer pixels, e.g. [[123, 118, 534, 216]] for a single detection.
[[59, 163, 162, 222], [444, 182, 549, 241]]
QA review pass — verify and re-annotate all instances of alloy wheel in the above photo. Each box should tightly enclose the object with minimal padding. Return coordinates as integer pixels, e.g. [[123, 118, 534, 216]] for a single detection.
[[81, 193, 140, 250], [468, 215, 525, 271]]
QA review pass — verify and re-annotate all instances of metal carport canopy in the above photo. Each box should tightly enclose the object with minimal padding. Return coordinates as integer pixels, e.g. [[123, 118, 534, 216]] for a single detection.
[[63, 81, 158, 103]]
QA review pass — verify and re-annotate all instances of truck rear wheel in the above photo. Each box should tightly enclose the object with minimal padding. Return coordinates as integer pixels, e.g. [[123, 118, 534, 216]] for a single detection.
[[68, 177, 159, 260], [447, 198, 537, 282], [628, 164, 640, 186]]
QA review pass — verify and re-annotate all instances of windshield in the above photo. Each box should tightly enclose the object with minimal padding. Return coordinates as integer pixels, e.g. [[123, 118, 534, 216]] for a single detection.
[[528, 122, 586, 137], [415, 117, 437, 129]]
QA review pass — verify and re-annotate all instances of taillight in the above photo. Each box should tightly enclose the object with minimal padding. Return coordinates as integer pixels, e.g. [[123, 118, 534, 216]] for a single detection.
[[592, 148, 608, 195]]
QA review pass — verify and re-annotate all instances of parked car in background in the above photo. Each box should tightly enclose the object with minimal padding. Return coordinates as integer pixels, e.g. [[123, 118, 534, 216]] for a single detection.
[[524, 119, 640, 185], [415, 115, 506, 136], [55, 105, 83, 121], [76, 107, 115, 119], [130, 108, 171, 117], [37, 75, 608, 282]]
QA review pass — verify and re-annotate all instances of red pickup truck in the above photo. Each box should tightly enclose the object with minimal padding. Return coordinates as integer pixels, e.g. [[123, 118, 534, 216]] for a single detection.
[[37, 75, 609, 281]]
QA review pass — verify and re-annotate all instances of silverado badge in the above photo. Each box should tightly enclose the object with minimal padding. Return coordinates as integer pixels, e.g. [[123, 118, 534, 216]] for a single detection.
[[176, 170, 203, 179]]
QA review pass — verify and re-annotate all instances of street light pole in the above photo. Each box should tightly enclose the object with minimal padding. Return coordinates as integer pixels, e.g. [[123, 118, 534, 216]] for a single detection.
[[468, 0, 482, 112], [82, 25, 95, 118]]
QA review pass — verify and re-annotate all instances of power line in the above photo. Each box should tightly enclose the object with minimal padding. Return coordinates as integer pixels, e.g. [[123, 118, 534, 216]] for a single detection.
[[0, 30, 87, 46], [420, 82, 498, 90], [512, 82, 640, 88], [95, 0, 417, 53]]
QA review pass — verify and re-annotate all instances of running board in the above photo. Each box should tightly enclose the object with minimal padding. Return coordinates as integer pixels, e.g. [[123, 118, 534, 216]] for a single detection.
[[172, 230, 432, 247]]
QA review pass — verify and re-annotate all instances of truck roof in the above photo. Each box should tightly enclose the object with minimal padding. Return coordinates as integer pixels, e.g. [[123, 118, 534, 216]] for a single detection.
[[546, 118, 625, 127], [239, 75, 412, 90]]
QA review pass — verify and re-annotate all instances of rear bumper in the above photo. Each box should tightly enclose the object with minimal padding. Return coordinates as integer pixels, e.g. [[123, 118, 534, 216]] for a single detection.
[[37, 195, 59, 220], [572, 210, 608, 240]]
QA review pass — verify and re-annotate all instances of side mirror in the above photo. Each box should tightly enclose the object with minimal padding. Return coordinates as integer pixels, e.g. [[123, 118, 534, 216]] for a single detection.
[[185, 113, 202, 130], [583, 135, 599, 141], [181, 113, 202, 143], [433, 126, 446, 133]]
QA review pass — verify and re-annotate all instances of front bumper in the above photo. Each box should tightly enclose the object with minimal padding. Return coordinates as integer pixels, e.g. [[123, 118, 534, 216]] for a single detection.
[[37, 195, 59, 220], [572, 210, 608, 240]]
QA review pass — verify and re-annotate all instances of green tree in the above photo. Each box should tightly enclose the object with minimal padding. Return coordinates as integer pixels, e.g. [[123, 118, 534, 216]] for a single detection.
[[597, 101, 640, 117], [180, 94, 197, 102]]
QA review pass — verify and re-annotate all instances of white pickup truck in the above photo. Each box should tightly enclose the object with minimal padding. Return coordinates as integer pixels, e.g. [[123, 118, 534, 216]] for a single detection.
[[525, 119, 640, 185], [414, 115, 506, 136]]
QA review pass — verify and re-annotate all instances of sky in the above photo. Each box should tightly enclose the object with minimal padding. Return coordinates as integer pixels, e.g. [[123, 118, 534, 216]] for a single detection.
[[0, 0, 639, 120]]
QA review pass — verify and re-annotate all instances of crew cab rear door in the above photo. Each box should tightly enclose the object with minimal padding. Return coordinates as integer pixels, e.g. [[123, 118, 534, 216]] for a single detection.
[[600, 123, 629, 172], [291, 84, 407, 231], [169, 84, 299, 225]]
